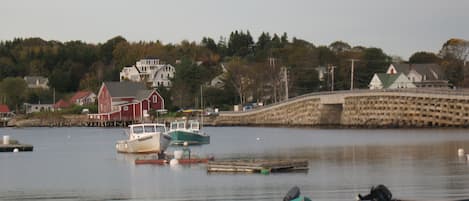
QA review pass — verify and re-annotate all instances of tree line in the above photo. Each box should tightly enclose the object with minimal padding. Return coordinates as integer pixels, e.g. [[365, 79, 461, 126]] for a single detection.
[[0, 31, 467, 112]]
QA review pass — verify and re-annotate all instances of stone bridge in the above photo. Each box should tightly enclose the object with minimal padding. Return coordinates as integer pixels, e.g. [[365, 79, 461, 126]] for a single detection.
[[208, 89, 469, 128]]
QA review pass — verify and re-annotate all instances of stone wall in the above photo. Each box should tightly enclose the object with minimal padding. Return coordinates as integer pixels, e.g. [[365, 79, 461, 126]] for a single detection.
[[342, 94, 469, 127], [211, 91, 469, 128], [214, 97, 321, 126]]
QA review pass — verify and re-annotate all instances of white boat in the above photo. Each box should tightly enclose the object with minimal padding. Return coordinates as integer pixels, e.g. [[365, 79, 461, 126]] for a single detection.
[[116, 123, 172, 154]]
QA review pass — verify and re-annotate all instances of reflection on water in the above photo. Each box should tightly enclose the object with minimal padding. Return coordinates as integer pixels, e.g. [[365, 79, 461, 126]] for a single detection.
[[1, 127, 469, 200]]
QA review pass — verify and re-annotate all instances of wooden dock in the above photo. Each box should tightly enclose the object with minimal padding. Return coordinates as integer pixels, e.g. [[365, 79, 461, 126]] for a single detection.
[[0, 137, 33, 152], [207, 159, 308, 173], [0, 144, 33, 152]]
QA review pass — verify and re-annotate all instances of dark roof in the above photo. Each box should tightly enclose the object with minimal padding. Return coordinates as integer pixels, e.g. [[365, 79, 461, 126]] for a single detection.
[[69, 91, 94, 103], [104, 82, 147, 98], [375, 73, 404, 88], [136, 90, 154, 100], [392, 63, 446, 80]]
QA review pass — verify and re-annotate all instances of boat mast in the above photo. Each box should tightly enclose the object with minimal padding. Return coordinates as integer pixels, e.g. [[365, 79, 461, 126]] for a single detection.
[[200, 85, 203, 129]]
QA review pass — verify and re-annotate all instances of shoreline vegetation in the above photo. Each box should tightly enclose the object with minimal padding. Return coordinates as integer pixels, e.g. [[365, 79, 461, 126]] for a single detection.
[[0, 35, 467, 124]]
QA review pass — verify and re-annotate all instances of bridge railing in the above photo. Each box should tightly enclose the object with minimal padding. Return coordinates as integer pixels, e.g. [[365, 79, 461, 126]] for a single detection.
[[220, 88, 469, 115]]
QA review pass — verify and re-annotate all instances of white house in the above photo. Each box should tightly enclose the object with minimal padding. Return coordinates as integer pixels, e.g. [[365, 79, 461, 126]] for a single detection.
[[386, 63, 448, 88], [24, 103, 54, 114], [210, 63, 228, 88], [120, 58, 175, 87], [369, 73, 416, 89], [69, 91, 97, 106], [24, 76, 49, 89]]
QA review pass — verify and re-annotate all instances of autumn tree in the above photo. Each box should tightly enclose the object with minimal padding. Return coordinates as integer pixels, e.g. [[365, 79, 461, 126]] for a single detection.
[[409, 51, 441, 63], [0, 77, 27, 111], [224, 57, 253, 105]]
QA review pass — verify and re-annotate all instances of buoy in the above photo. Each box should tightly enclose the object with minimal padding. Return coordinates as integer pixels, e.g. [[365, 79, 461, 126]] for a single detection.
[[260, 168, 270, 175], [169, 159, 179, 166], [13, 148, 19, 153], [458, 148, 465, 157]]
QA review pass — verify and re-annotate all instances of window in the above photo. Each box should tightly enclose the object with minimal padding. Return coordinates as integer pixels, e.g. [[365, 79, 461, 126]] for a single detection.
[[133, 126, 143, 134], [123, 106, 128, 111], [171, 122, 178, 130], [152, 95, 158, 103], [144, 125, 155, 133], [178, 122, 185, 129], [156, 126, 166, 133]]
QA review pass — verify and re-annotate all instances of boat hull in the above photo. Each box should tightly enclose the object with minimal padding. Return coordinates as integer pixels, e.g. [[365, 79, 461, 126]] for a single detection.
[[116, 133, 172, 154], [169, 130, 210, 145]]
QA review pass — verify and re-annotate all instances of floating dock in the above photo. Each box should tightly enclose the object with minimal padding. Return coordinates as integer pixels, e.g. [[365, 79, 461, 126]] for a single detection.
[[135, 158, 212, 165], [0, 136, 33, 152], [207, 159, 309, 173], [0, 144, 33, 152]]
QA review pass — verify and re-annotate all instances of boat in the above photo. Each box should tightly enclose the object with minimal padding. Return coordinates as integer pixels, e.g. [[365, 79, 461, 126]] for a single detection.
[[116, 123, 172, 154], [168, 119, 210, 145]]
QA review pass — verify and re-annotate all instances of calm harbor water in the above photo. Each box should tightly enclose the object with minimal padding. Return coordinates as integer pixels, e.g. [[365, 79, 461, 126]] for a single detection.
[[1, 127, 469, 201]]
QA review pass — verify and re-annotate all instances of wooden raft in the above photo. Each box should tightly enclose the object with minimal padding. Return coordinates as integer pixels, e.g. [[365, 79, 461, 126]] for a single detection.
[[207, 159, 308, 173], [0, 139, 33, 152], [0, 144, 33, 152]]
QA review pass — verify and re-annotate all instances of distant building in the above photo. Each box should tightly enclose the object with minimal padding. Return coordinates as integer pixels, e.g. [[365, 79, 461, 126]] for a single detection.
[[369, 63, 449, 89], [0, 104, 10, 114], [209, 63, 228, 88], [69, 91, 96, 106], [119, 58, 175, 88], [53, 99, 71, 110], [0, 104, 14, 121], [24, 103, 54, 114], [369, 73, 416, 89], [386, 63, 449, 88], [24, 76, 49, 89], [88, 82, 164, 121]]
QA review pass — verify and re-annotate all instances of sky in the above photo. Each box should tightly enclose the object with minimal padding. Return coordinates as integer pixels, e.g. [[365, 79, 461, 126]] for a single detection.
[[1, 0, 468, 59]]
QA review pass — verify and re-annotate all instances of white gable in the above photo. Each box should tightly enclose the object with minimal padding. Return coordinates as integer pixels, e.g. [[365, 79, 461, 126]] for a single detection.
[[388, 74, 416, 89], [386, 64, 398, 74], [369, 74, 383, 89], [407, 69, 422, 82], [120, 66, 141, 82]]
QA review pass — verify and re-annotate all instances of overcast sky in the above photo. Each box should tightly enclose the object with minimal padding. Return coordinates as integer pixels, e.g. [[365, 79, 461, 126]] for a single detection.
[[1, 0, 468, 59]]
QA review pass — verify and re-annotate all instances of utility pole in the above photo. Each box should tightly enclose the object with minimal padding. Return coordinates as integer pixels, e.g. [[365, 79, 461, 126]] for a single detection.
[[283, 67, 288, 100], [269, 57, 278, 103], [349, 59, 359, 90], [329, 65, 337, 91]]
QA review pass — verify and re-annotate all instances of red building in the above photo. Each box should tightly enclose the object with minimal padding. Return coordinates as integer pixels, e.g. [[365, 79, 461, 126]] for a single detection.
[[88, 82, 164, 121], [0, 104, 10, 114]]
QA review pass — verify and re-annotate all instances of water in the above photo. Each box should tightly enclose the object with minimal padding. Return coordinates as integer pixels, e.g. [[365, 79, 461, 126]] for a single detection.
[[1, 127, 469, 201]]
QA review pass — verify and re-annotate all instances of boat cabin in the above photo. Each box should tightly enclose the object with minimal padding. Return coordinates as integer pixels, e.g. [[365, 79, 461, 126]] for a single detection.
[[170, 120, 201, 132], [129, 123, 166, 140]]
